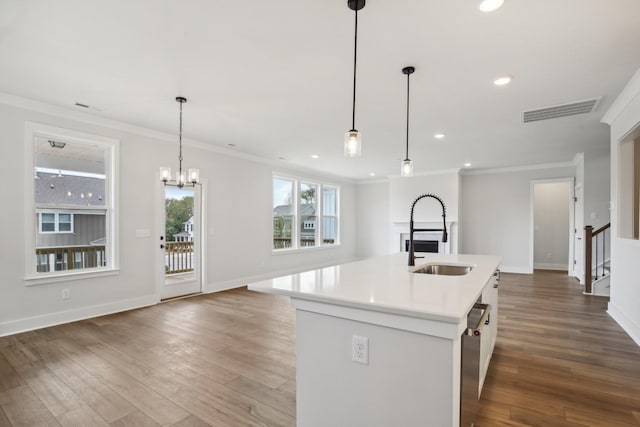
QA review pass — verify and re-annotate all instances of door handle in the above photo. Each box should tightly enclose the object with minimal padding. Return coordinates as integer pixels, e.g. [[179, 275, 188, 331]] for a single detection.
[[465, 303, 491, 336], [160, 244, 165, 249]]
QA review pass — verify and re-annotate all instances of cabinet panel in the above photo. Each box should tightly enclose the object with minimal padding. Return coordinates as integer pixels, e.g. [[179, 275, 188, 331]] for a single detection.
[[479, 270, 499, 396]]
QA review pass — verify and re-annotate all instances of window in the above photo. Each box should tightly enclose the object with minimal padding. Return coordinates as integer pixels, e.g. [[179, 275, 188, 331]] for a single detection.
[[322, 185, 338, 246], [25, 123, 119, 282], [273, 175, 339, 251], [273, 177, 295, 249], [300, 182, 318, 247], [38, 212, 74, 233]]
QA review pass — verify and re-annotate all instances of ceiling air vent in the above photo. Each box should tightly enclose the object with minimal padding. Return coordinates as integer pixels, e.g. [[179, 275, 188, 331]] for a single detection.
[[522, 97, 601, 123]]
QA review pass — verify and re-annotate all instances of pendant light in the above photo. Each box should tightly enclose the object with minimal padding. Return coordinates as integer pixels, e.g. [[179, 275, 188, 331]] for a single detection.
[[160, 97, 199, 189], [401, 66, 415, 177], [344, 0, 365, 157]]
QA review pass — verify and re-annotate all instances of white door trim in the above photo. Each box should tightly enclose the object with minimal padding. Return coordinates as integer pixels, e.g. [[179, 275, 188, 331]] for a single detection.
[[155, 177, 207, 301], [529, 177, 576, 275]]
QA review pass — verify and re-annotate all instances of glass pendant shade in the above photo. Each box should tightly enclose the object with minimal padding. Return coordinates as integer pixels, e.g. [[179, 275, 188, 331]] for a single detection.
[[160, 167, 171, 183], [344, 129, 362, 157], [401, 159, 413, 177], [176, 171, 186, 187], [188, 168, 199, 184]]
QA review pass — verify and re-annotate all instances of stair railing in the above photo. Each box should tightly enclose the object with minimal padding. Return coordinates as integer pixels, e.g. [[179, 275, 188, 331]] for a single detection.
[[584, 223, 611, 294]]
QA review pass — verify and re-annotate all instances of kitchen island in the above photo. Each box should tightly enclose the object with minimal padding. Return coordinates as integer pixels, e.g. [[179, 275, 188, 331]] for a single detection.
[[248, 252, 501, 426]]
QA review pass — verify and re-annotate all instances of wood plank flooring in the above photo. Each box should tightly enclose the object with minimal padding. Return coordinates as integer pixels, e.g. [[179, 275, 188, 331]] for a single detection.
[[477, 270, 640, 426], [0, 270, 639, 426]]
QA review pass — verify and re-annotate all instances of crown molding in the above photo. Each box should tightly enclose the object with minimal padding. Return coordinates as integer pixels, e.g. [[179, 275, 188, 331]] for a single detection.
[[354, 168, 462, 185], [461, 161, 575, 176], [602, 67, 640, 125], [0, 91, 356, 185], [388, 168, 462, 179]]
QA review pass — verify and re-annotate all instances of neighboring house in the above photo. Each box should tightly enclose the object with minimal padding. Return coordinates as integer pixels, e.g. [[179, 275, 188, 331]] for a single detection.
[[35, 171, 106, 247], [173, 216, 194, 242], [34, 171, 106, 271], [273, 204, 316, 239]]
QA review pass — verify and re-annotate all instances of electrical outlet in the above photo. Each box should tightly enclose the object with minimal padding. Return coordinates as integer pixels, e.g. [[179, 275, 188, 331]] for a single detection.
[[352, 335, 369, 365], [62, 288, 70, 299]]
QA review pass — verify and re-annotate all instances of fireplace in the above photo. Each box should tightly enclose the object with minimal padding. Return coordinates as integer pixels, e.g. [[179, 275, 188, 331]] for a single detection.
[[405, 239, 439, 253], [393, 221, 456, 254]]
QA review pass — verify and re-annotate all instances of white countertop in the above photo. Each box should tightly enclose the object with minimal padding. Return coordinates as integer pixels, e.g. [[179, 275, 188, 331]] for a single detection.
[[248, 253, 501, 323]]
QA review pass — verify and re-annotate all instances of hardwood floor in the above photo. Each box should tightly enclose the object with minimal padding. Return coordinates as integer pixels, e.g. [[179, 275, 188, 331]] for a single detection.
[[0, 270, 638, 426], [477, 270, 640, 426]]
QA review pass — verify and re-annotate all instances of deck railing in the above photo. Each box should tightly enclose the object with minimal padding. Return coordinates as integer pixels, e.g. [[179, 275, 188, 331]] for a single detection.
[[165, 241, 194, 274], [35, 245, 106, 273], [273, 238, 336, 249]]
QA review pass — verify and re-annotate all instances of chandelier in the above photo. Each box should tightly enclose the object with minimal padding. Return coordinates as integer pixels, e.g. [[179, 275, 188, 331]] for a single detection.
[[160, 97, 199, 188]]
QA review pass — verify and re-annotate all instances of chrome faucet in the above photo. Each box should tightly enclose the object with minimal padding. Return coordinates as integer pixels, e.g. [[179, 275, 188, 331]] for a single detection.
[[408, 194, 448, 266]]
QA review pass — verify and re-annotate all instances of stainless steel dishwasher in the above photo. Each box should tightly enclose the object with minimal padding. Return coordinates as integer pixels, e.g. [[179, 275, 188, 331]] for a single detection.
[[460, 300, 491, 427]]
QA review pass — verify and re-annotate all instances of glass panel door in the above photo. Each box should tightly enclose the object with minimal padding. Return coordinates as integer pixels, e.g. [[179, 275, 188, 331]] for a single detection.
[[161, 186, 201, 299]]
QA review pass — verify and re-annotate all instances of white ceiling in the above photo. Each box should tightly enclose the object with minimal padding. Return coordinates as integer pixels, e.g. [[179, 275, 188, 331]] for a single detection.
[[1, 0, 639, 180]]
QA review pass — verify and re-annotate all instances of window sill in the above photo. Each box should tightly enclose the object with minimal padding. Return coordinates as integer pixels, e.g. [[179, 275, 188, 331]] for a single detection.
[[24, 268, 120, 286], [272, 244, 341, 255]]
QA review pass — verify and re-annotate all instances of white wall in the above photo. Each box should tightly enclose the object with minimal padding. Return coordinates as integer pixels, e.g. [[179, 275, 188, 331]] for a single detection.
[[533, 182, 571, 270], [0, 96, 357, 336], [601, 67, 640, 347], [460, 165, 575, 273], [354, 172, 461, 259], [584, 149, 611, 230], [356, 181, 390, 259], [388, 172, 461, 254], [389, 172, 460, 223]]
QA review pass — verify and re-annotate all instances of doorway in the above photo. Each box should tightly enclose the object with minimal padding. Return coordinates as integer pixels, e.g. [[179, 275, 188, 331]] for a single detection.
[[531, 179, 574, 274], [158, 184, 203, 300]]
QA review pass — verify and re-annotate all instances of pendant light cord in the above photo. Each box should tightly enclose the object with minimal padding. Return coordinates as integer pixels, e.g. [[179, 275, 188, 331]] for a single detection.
[[351, 6, 358, 130], [405, 71, 410, 159], [178, 100, 183, 176]]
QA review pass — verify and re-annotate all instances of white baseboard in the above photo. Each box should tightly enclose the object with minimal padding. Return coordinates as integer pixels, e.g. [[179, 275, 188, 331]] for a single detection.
[[0, 258, 362, 338], [499, 265, 532, 274], [607, 303, 640, 348], [0, 295, 157, 338], [533, 263, 568, 271]]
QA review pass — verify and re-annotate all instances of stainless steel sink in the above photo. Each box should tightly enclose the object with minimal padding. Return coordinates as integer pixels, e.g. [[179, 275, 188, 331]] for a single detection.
[[413, 264, 474, 276]]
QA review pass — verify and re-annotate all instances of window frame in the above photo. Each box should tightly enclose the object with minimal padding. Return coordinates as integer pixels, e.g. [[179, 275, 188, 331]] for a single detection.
[[321, 184, 339, 246], [299, 180, 319, 248], [24, 122, 120, 285], [38, 211, 75, 234], [272, 174, 340, 253]]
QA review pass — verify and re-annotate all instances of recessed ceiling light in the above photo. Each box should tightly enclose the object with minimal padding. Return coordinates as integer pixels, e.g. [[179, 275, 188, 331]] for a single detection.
[[434, 133, 446, 140], [464, 162, 472, 167], [311, 154, 319, 159], [494, 75, 512, 86], [479, 0, 504, 12], [369, 172, 375, 177]]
